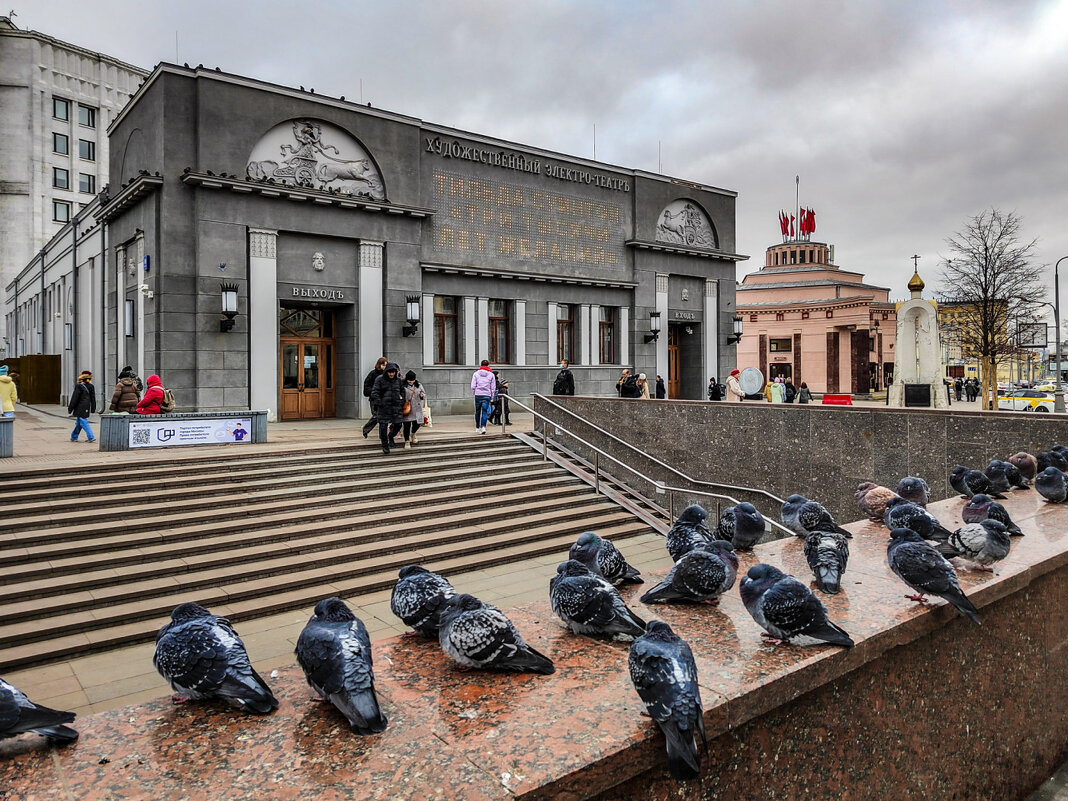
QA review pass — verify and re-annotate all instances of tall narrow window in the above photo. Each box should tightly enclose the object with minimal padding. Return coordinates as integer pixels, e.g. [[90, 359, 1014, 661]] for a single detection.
[[599, 307, 616, 364], [434, 296, 458, 364], [488, 300, 510, 363], [556, 303, 574, 364]]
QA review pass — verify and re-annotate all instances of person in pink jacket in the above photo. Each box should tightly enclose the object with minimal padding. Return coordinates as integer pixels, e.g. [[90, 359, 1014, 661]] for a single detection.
[[470, 360, 496, 434]]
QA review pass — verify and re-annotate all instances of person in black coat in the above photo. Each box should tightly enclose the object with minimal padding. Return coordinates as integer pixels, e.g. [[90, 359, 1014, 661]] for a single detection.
[[369, 362, 404, 455], [552, 360, 575, 396], [67, 370, 97, 443], [655, 375, 666, 399], [361, 357, 387, 438]]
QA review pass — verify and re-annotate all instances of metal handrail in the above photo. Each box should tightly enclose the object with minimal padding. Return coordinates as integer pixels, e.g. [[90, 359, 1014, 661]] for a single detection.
[[503, 395, 794, 537]]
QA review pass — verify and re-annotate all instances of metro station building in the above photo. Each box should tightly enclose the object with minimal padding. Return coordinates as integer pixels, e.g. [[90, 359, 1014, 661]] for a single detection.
[[94, 64, 746, 419]]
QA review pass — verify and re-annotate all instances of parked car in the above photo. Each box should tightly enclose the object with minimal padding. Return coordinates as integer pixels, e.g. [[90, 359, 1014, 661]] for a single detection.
[[997, 390, 1057, 412], [1035, 382, 1068, 392]]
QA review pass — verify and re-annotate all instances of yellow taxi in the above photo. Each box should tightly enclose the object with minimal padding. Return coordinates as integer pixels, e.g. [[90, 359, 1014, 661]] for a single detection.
[[998, 390, 1056, 412]]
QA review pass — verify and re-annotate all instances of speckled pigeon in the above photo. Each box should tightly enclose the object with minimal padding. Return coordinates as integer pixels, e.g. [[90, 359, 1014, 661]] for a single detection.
[[937, 520, 1011, 572], [803, 529, 850, 595], [883, 497, 953, 542], [962, 494, 1023, 536], [665, 504, 714, 562], [628, 621, 706, 781], [570, 531, 643, 585], [549, 560, 646, 639], [438, 594, 554, 674], [390, 565, 456, 637], [1009, 452, 1038, 480], [896, 476, 931, 507], [717, 502, 765, 551], [153, 602, 279, 714], [1035, 466, 1068, 503], [295, 597, 387, 734], [0, 678, 77, 743], [886, 528, 980, 626], [639, 540, 738, 605], [782, 495, 853, 539], [854, 482, 901, 522], [739, 564, 854, 647]]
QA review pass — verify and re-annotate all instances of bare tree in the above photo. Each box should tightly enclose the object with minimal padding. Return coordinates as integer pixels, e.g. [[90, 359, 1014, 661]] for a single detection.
[[937, 209, 1041, 408]]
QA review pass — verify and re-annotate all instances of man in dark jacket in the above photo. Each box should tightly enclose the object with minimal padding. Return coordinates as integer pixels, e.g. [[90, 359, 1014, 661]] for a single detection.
[[67, 370, 96, 443], [619, 371, 641, 398], [655, 375, 666, 399], [362, 356, 387, 438], [552, 360, 575, 396], [369, 362, 404, 455]]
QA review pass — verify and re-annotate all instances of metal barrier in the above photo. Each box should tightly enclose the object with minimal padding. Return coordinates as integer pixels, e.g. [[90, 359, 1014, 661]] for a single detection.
[[0, 416, 12, 458], [99, 411, 268, 451]]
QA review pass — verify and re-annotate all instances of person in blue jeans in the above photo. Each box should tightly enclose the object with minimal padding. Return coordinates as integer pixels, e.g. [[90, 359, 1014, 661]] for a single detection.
[[67, 370, 97, 442], [470, 360, 496, 434]]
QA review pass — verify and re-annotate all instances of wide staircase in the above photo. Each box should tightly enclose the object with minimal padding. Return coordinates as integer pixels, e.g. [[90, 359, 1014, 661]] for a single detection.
[[0, 434, 659, 671]]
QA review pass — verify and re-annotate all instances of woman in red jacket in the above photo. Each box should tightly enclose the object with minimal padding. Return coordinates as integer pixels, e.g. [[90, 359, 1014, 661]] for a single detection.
[[136, 374, 165, 414]]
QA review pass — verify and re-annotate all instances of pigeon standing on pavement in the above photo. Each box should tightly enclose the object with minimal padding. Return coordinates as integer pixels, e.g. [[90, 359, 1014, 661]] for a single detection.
[[1009, 452, 1038, 481], [883, 497, 954, 541], [549, 561, 646, 639], [640, 540, 739, 605], [719, 503, 766, 551], [896, 477, 931, 507], [390, 565, 456, 638], [1035, 467, 1068, 503], [438, 594, 555, 674], [962, 494, 1023, 536], [886, 528, 981, 626], [739, 564, 854, 647], [665, 505, 714, 562], [937, 520, 1011, 572], [855, 482, 901, 522], [983, 461, 1014, 496], [295, 598, 388, 735], [803, 530, 850, 594], [628, 621, 706, 782], [153, 602, 279, 714], [0, 678, 78, 743], [569, 531, 643, 586]]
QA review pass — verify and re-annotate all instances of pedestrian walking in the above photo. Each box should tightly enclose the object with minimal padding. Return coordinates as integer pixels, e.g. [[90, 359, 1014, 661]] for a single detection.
[[135, 374, 166, 414], [67, 370, 96, 442], [362, 357, 387, 438], [707, 376, 722, 401], [552, 360, 575, 396], [655, 375, 666, 399], [0, 365, 16, 417], [954, 377, 963, 401], [370, 362, 404, 455], [726, 369, 744, 402], [784, 380, 797, 403], [489, 370, 512, 426], [471, 359, 496, 434], [109, 370, 141, 413], [636, 373, 651, 399], [798, 382, 813, 404], [400, 370, 427, 449]]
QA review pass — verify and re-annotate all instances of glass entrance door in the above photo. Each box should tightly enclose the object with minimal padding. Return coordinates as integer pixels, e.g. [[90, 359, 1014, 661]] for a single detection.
[[279, 308, 336, 420]]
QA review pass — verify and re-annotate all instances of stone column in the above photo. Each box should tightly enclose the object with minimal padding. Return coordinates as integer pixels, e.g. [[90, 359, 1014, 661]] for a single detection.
[[704, 279, 719, 390], [547, 301, 558, 366], [477, 298, 489, 362], [619, 305, 630, 367], [463, 296, 476, 365], [358, 241, 384, 418], [115, 245, 126, 374], [655, 273, 669, 383], [421, 293, 434, 366], [249, 229, 278, 420], [589, 304, 601, 366], [580, 304, 591, 365], [514, 299, 527, 366]]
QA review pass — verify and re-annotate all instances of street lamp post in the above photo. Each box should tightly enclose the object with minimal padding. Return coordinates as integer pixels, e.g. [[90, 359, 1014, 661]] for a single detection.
[[1056, 257, 1067, 413]]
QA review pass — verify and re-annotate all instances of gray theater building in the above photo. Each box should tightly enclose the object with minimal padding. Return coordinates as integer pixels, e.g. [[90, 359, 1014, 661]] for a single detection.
[[99, 64, 745, 419]]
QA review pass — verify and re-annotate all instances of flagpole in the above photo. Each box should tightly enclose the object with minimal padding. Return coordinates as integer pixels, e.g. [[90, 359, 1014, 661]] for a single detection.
[[795, 175, 799, 243]]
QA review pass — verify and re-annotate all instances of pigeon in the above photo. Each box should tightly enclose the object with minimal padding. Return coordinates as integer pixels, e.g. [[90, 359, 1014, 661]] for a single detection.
[[781, 495, 853, 539], [1036, 450, 1068, 473], [549, 560, 646, 639], [1050, 444, 1068, 466], [803, 530, 850, 594], [739, 564, 854, 647], [883, 497, 954, 541], [0, 678, 78, 743], [990, 459, 1029, 490], [982, 461, 1014, 496], [717, 502, 765, 551], [665, 504, 714, 562], [295, 598, 387, 734], [896, 477, 931, 507], [390, 565, 456, 637], [569, 531, 643, 586], [628, 621, 706, 781], [438, 594, 554, 674], [950, 465, 1005, 499], [1035, 466, 1068, 503], [855, 482, 901, 522], [639, 540, 738, 605], [886, 528, 981, 626], [1009, 452, 1038, 480], [937, 520, 1011, 572], [962, 494, 1023, 536], [153, 602, 278, 714]]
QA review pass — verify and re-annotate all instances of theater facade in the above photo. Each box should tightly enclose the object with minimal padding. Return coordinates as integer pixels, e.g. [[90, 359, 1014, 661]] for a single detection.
[[99, 65, 745, 419]]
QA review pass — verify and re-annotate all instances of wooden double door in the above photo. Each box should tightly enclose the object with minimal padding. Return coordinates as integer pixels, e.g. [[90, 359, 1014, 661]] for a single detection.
[[279, 308, 337, 420]]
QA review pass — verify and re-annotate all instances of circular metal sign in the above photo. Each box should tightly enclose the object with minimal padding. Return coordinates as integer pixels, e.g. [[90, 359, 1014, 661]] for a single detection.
[[739, 367, 765, 395]]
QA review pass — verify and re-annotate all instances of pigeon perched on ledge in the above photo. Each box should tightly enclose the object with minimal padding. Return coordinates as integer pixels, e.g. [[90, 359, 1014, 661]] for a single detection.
[[987, 459, 1028, 490], [570, 531, 643, 585], [739, 564, 854, 647], [883, 497, 954, 542], [938, 520, 1011, 572], [962, 494, 1023, 536], [665, 504, 714, 562], [896, 476, 931, 507], [1035, 467, 1068, 503], [390, 565, 456, 637], [1038, 449, 1068, 473], [886, 528, 980, 626], [855, 482, 901, 522], [804, 529, 850, 594], [296, 598, 387, 735], [550, 560, 646, 639], [1009, 452, 1038, 481], [718, 502, 765, 551], [438, 594, 555, 674], [950, 466, 1005, 499], [640, 540, 738, 605], [781, 495, 853, 538], [0, 678, 78, 743]]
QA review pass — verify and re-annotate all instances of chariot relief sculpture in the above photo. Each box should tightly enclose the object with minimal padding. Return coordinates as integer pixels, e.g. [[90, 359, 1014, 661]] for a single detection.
[[655, 200, 717, 249]]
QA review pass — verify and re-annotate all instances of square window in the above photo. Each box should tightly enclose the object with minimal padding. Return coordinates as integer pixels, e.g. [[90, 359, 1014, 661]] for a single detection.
[[78, 105, 96, 128], [79, 173, 96, 194], [769, 338, 792, 352], [53, 132, 69, 155], [53, 167, 70, 190], [78, 139, 96, 161], [52, 97, 69, 121], [52, 200, 70, 223]]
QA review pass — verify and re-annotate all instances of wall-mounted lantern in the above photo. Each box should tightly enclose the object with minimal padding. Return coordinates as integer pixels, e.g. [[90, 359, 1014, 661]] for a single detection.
[[726, 315, 743, 345], [220, 283, 239, 332], [402, 294, 421, 337], [644, 311, 662, 344]]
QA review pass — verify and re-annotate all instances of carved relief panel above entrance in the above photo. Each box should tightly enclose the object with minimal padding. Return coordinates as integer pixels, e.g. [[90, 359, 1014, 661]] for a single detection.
[[655, 199, 718, 249]]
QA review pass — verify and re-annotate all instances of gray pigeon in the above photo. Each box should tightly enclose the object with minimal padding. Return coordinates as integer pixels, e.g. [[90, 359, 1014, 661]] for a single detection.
[[0, 678, 78, 743], [938, 520, 1011, 571], [962, 494, 1023, 536], [989, 459, 1028, 490], [719, 503, 766, 551], [982, 461, 1014, 496], [438, 594, 555, 674], [295, 597, 387, 734], [153, 602, 279, 714], [781, 494, 852, 538], [1009, 452, 1038, 480], [1038, 450, 1068, 472], [628, 621, 706, 781], [665, 504, 714, 562], [803, 529, 850, 594], [1035, 466, 1068, 503], [883, 497, 954, 541], [639, 540, 738, 605], [950, 465, 1004, 499], [549, 560, 646, 639], [390, 565, 456, 637], [739, 564, 854, 647], [570, 531, 643, 585], [896, 476, 931, 507], [886, 528, 980, 625]]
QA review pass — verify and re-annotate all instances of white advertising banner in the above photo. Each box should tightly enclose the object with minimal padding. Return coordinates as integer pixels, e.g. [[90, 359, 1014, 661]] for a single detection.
[[128, 418, 254, 448]]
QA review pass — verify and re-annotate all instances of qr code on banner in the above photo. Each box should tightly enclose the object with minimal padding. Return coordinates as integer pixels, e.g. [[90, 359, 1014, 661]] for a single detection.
[[132, 429, 151, 445]]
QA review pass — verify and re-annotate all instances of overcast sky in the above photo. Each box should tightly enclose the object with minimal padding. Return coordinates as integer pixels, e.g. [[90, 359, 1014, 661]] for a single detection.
[[18, 0, 1068, 310]]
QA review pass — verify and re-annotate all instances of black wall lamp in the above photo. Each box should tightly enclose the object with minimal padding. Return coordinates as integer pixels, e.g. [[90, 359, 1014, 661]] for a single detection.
[[220, 282, 238, 332], [644, 311, 662, 344], [726, 315, 743, 345], [402, 295, 421, 337]]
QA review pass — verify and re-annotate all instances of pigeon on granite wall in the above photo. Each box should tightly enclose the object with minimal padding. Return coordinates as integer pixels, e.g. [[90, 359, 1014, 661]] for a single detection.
[[640, 540, 738, 605], [569, 531, 643, 586], [782, 495, 853, 538], [1036, 450, 1068, 473], [883, 497, 954, 542], [1035, 467, 1068, 503], [438, 594, 554, 674], [718, 503, 765, 551], [988, 459, 1028, 490], [803, 530, 850, 594], [886, 528, 981, 626], [153, 602, 279, 714], [937, 520, 1011, 572], [665, 505, 714, 563], [1009, 452, 1038, 481], [962, 494, 1023, 536], [0, 678, 78, 743], [628, 621, 706, 782], [549, 560, 646, 639], [295, 598, 387, 735], [390, 565, 456, 638], [982, 461, 1014, 496], [739, 564, 854, 647], [950, 466, 1004, 499], [855, 482, 901, 522], [896, 477, 931, 507]]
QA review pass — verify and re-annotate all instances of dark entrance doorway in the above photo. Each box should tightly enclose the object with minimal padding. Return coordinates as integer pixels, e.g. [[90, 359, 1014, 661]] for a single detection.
[[279, 307, 337, 420], [668, 325, 682, 398]]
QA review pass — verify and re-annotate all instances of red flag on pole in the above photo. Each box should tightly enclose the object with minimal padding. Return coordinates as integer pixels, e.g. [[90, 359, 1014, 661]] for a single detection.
[[778, 211, 789, 236], [808, 207, 816, 235], [799, 208, 808, 237], [789, 215, 795, 238]]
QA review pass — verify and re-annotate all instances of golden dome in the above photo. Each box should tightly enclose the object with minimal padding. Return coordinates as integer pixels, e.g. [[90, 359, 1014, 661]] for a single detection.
[[907, 270, 925, 292]]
